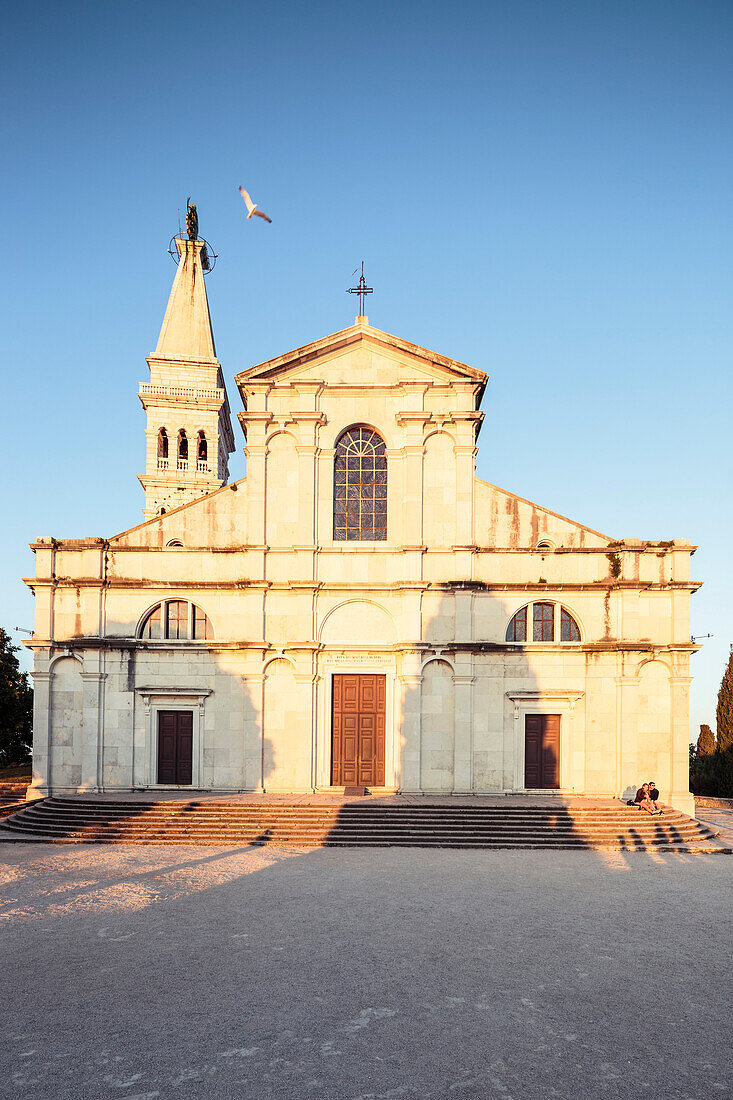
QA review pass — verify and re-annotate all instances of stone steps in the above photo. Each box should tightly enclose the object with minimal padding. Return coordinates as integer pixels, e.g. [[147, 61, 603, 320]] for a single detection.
[[0, 783, 28, 809], [2, 796, 727, 851], [26, 797, 696, 821]]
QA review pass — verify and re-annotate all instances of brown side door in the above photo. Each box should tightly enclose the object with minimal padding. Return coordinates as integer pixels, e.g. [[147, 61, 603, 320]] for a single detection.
[[157, 711, 193, 785], [332, 674, 385, 787], [524, 714, 560, 789]]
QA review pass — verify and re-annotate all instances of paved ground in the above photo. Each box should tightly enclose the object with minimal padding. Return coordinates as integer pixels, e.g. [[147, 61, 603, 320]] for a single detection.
[[1, 845, 731, 1099], [696, 804, 733, 846]]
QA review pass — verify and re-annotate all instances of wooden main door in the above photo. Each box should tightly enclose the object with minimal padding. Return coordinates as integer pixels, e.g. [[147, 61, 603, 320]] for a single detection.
[[157, 711, 193, 785], [331, 675, 386, 787], [524, 714, 561, 789]]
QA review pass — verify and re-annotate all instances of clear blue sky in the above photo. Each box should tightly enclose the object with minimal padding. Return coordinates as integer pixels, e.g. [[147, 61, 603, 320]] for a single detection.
[[2, 0, 731, 737]]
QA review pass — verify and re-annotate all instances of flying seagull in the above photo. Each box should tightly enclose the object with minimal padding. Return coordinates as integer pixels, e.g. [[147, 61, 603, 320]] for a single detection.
[[238, 186, 272, 223]]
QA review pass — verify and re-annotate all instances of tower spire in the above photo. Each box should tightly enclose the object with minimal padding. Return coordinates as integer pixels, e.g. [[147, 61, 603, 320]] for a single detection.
[[155, 236, 217, 362], [138, 216, 235, 519]]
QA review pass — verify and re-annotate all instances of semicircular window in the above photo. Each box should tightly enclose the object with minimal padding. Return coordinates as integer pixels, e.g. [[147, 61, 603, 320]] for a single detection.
[[139, 600, 212, 641], [506, 602, 581, 643], [334, 427, 387, 541]]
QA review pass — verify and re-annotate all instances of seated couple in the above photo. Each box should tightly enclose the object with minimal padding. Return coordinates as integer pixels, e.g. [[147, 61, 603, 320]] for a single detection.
[[628, 781, 663, 815]]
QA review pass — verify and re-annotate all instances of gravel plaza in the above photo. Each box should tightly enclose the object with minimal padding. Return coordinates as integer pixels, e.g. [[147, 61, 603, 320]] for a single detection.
[[1, 843, 731, 1099]]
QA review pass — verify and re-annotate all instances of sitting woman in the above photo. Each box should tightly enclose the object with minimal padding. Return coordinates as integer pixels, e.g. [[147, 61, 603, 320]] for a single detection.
[[634, 783, 660, 815]]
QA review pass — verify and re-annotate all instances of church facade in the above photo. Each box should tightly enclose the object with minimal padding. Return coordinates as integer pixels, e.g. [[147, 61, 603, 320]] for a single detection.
[[26, 234, 699, 812]]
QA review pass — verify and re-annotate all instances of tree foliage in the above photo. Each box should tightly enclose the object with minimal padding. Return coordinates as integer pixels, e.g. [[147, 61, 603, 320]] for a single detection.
[[697, 723, 716, 757], [716, 651, 733, 752], [0, 628, 33, 767], [689, 744, 733, 798]]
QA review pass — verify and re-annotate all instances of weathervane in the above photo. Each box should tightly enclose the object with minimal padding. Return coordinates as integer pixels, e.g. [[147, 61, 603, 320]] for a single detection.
[[347, 261, 373, 316], [169, 198, 217, 273]]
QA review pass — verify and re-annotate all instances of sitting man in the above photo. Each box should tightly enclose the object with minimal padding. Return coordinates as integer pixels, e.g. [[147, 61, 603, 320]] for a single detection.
[[647, 780, 662, 815]]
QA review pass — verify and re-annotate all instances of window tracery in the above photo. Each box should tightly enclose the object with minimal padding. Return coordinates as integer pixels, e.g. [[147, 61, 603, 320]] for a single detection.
[[560, 607, 581, 642], [333, 427, 387, 541], [506, 603, 581, 643], [139, 601, 212, 641], [533, 602, 554, 641]]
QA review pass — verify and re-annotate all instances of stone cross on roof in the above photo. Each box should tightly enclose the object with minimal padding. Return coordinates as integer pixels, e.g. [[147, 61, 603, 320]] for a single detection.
[[347, 261, 373, 317]]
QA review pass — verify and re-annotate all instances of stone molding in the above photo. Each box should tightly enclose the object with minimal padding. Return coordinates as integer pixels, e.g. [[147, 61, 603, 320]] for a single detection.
[[506, 690, 585, 722]]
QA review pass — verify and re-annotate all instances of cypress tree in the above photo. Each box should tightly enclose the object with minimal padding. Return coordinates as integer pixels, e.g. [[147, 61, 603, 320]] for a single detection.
[[716, 652, 733, 752], [697, 724, 715, 756]]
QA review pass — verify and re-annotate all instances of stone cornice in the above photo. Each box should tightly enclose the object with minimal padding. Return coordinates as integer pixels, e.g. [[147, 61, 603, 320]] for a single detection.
[[506, 689, 585, 701], [28, 540, 698, 557], [24, 575, 701, 595], [24, 638, 696, 657]]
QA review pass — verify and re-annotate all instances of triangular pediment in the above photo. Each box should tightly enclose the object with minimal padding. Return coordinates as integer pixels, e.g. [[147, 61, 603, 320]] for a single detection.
[[235, 320, 487, 391]]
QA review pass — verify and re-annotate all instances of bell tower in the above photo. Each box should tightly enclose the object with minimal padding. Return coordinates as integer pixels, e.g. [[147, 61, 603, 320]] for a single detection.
[[138, 213, 235, 518]]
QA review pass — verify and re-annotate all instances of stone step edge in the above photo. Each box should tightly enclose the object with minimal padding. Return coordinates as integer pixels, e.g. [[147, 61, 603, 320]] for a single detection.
[[12, 819, 709, 836], [45, 800, 677, 818], [33, 805, 692, 821], [1, 830, 730, 853], [5, 822, 708, 836], [8, 811, 711, 832], [8, 807, 711, 828], [4, 822, 713, 836]]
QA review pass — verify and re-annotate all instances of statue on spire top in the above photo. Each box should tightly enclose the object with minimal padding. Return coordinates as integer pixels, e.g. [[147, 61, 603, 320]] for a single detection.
[[185, 198, 199, 241]]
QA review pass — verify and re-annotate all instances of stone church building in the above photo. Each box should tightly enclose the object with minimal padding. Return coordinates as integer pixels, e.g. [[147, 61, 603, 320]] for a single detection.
[[26, 233, 698, 812]]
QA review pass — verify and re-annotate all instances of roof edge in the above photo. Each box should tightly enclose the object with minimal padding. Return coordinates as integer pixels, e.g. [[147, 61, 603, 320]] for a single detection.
[[236, 319, 487, 387], [475, 477, 613, 542]]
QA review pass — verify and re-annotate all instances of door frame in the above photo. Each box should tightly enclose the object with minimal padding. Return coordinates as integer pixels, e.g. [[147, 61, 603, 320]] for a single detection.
[[523, 713, 562, 790], [136, 688, 211, 789], [316, 659, 396, 789], [157, 709, 195, 786], [506, 690, 584, 792]]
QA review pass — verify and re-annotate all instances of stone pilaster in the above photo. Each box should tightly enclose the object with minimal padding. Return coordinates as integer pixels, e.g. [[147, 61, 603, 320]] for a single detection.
[[398, 655, 423, 792], [670, 674, 695, 815], [27, 669, 51, 800], [453, 658, 475, 793], [80, 667, 107, 792]]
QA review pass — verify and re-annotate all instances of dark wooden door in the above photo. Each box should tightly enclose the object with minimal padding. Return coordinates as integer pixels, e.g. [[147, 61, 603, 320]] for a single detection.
[[524, 714, 560, 789], [157, 711, 193, 785], [332, 675, 385, 787]]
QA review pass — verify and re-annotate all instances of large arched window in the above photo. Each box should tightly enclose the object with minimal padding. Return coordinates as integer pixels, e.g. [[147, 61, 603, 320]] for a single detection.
[[333, 427, 387, 541], [139, 600, 212, 641], [506, 603, 581, 643]]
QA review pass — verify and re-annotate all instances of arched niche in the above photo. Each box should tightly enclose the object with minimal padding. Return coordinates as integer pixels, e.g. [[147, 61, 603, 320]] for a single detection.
[[265, 432, 299, 547], [423, 432, 456, 548], [636, 660, 672, 795], [49, 656, 84, 790], [319, 600, 396, 645], [262, 658, 298, 790], [420, 658, 455, 792]]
